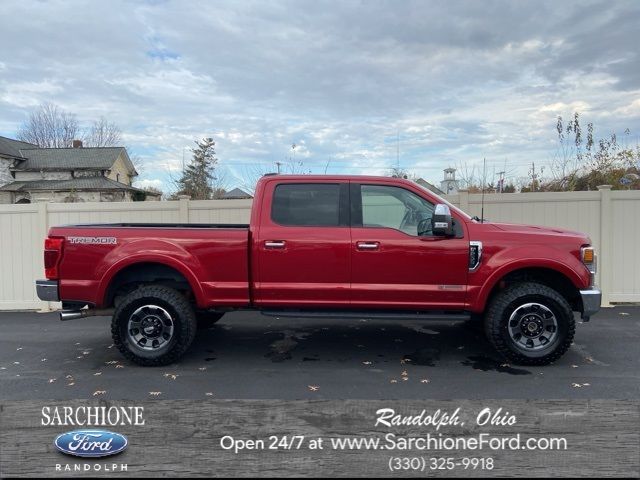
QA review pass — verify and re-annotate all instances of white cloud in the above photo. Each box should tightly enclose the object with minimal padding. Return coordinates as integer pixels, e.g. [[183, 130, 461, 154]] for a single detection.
[[134, 178, 165, 191], [0, 0, 638, 192]]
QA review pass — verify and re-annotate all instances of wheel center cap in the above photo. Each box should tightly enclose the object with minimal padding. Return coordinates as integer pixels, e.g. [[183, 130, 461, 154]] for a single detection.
[[141, 316, 161, 337], [521, 315, 543, 337]]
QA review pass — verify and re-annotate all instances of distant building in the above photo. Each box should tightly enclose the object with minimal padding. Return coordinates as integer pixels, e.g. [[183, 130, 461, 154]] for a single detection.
[[0, 136, 159, 203], [440, 167, 459, 194], [221, 187, 252, 200]]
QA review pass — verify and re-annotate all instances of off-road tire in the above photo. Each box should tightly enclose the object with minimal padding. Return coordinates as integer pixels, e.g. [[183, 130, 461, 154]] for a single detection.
[[484, 282, 575, 366], [196, 311, 225, 329], [111, 285, 197, 366]]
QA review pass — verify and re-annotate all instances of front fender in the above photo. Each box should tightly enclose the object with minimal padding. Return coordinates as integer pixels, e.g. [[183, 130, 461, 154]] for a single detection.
[[469, 246, 589, 312]]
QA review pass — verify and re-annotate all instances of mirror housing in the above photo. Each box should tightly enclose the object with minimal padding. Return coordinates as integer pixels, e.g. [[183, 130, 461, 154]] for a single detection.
[[431, 204, 454, 236]]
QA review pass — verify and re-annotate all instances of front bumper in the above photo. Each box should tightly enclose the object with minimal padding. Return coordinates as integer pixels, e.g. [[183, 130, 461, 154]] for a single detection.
[[580, 288, 601, 321], [36, 280, 59, 302]]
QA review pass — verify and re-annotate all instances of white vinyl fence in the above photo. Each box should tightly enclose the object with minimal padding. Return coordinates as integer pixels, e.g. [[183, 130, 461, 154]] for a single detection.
[[0, 186, 638, 311]]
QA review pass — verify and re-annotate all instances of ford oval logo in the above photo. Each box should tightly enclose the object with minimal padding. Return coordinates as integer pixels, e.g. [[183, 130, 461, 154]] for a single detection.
[[54, 430, 128, 457]]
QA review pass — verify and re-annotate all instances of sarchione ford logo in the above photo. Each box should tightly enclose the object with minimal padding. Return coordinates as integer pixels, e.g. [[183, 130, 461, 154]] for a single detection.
[[54, 430, 128, 457]]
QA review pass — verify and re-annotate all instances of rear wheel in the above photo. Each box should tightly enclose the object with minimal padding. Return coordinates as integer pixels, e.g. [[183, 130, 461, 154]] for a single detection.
[[484, 282, 575, 365], [111, 285, 197, 366]]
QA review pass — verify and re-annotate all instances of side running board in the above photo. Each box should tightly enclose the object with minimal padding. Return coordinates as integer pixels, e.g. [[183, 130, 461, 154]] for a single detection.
[[260, 310, 470, 321]]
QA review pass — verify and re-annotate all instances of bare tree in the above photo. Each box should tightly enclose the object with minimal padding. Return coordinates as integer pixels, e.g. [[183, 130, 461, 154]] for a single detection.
[[17, 102, 80, 147], [237, 164, 274, 194], [84, 117, 122, 147], [211, 168, 230, 199], [456, 161, 480, 190], [387, 166, 416, 180]]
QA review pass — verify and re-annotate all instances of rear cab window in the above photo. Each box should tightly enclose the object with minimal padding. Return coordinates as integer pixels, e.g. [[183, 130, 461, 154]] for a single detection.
[[271, 183, 349, 226]]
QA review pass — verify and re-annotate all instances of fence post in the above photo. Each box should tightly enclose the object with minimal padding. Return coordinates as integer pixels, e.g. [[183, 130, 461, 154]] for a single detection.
[[458, 190, 470, 214], [597, 185, 612, 307], [178, 195, 190, 223], [34, 198, 51, 312]]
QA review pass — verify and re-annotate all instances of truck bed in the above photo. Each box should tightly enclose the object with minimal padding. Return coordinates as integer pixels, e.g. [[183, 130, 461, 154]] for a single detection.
[[50, 223, 251, 309], [60, 223, 249, 229]]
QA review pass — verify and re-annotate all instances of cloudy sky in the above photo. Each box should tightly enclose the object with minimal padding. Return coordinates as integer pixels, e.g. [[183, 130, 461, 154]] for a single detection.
[[1, 0, 639, 192]]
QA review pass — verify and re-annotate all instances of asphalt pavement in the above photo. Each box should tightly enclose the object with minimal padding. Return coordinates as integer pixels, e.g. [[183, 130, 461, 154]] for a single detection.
[[1, 307, 638, 399]]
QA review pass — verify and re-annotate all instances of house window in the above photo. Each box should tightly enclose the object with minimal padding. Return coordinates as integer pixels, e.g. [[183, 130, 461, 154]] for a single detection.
[[116, 173, 120, 182]]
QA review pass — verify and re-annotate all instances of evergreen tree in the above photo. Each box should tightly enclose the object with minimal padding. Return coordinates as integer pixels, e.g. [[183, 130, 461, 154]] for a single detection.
[[176, 138, 218, 199]]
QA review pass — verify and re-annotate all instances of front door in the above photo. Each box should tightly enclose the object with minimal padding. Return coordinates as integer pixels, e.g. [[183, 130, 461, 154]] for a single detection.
[[350, 182, 468, 309], [254, 180, 351, 307]]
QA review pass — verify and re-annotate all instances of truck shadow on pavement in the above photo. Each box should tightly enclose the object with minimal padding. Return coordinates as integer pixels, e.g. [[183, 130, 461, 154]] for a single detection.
[[187, 317, 533, 375]]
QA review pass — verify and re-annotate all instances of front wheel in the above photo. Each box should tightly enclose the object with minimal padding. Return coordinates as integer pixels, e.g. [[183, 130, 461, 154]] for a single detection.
[[484, 282, 575, 365], [111, 285, 197, 366]]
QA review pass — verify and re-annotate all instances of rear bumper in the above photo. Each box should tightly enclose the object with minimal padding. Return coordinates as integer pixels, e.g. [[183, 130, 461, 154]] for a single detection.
[[580, 287, 601, 320], [36, 280, 59, 302]]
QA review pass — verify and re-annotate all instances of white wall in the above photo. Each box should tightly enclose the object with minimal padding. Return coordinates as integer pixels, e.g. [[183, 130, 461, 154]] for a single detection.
[[0, 189, 637, 311]]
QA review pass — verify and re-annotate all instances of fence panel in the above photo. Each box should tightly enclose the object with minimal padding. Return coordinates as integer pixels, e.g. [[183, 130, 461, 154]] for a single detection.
[[0, 190, 638, 311]]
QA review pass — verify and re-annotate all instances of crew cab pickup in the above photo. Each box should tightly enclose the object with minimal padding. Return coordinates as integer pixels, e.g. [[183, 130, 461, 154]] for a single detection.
[[36, 175, 601, 366]]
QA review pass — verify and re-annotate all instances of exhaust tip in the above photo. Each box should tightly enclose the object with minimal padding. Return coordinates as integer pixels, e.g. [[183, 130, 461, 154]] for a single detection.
[[59, 311, 85, 321]]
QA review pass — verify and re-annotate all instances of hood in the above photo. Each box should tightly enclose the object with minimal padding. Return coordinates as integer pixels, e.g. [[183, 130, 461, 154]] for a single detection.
[[490, 222, 585, 238]]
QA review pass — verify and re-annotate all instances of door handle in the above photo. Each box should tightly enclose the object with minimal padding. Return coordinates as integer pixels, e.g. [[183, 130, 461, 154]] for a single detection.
[[356, 241, 380, 251], [264, 240, 286, 249]]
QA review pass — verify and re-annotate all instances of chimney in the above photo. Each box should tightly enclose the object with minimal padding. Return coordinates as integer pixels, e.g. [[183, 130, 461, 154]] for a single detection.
[[72, 139, 83, 148]]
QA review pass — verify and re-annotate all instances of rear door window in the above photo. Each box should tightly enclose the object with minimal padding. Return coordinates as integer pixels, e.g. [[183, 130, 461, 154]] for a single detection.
[[271, 183, 344, 226]]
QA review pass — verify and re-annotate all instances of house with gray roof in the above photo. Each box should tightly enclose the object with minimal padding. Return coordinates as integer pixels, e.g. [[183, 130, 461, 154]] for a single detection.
[[221, 187, 252, 199], [0, 136, 159, 203]]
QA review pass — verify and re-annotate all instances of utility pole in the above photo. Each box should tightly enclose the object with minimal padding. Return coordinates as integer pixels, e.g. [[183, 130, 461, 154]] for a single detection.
[[275, 161, 282, 174], [497, 170, 505, 193], [530, 161, 537, 192], [396, 130, 400, 169]]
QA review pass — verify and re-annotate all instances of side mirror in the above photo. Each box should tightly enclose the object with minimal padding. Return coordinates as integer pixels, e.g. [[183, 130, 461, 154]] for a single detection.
[[431, 204, 454, 236]]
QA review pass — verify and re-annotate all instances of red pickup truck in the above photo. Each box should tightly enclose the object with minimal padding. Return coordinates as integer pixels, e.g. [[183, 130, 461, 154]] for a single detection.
[[36, 175, 600, 366]]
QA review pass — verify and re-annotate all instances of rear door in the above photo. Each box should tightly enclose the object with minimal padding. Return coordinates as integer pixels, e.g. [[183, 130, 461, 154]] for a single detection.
[[350, 181, 469, 309], [253, 179, 351, 307]]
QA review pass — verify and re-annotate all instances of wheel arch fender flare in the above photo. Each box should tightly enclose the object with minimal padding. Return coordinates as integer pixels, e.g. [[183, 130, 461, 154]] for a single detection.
[[473, 258, 585, 312], [98, 254, 205, 308]]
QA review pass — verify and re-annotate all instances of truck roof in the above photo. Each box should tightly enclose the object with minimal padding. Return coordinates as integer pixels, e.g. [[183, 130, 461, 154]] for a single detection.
[[259, 174, 418, 184]]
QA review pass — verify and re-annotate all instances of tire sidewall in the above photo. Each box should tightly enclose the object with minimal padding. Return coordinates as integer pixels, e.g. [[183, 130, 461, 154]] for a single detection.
[[114, 290, 193, 361]]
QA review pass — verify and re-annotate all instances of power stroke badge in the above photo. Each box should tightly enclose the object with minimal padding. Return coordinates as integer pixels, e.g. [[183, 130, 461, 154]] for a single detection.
[[54, 430, 128, 458]]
